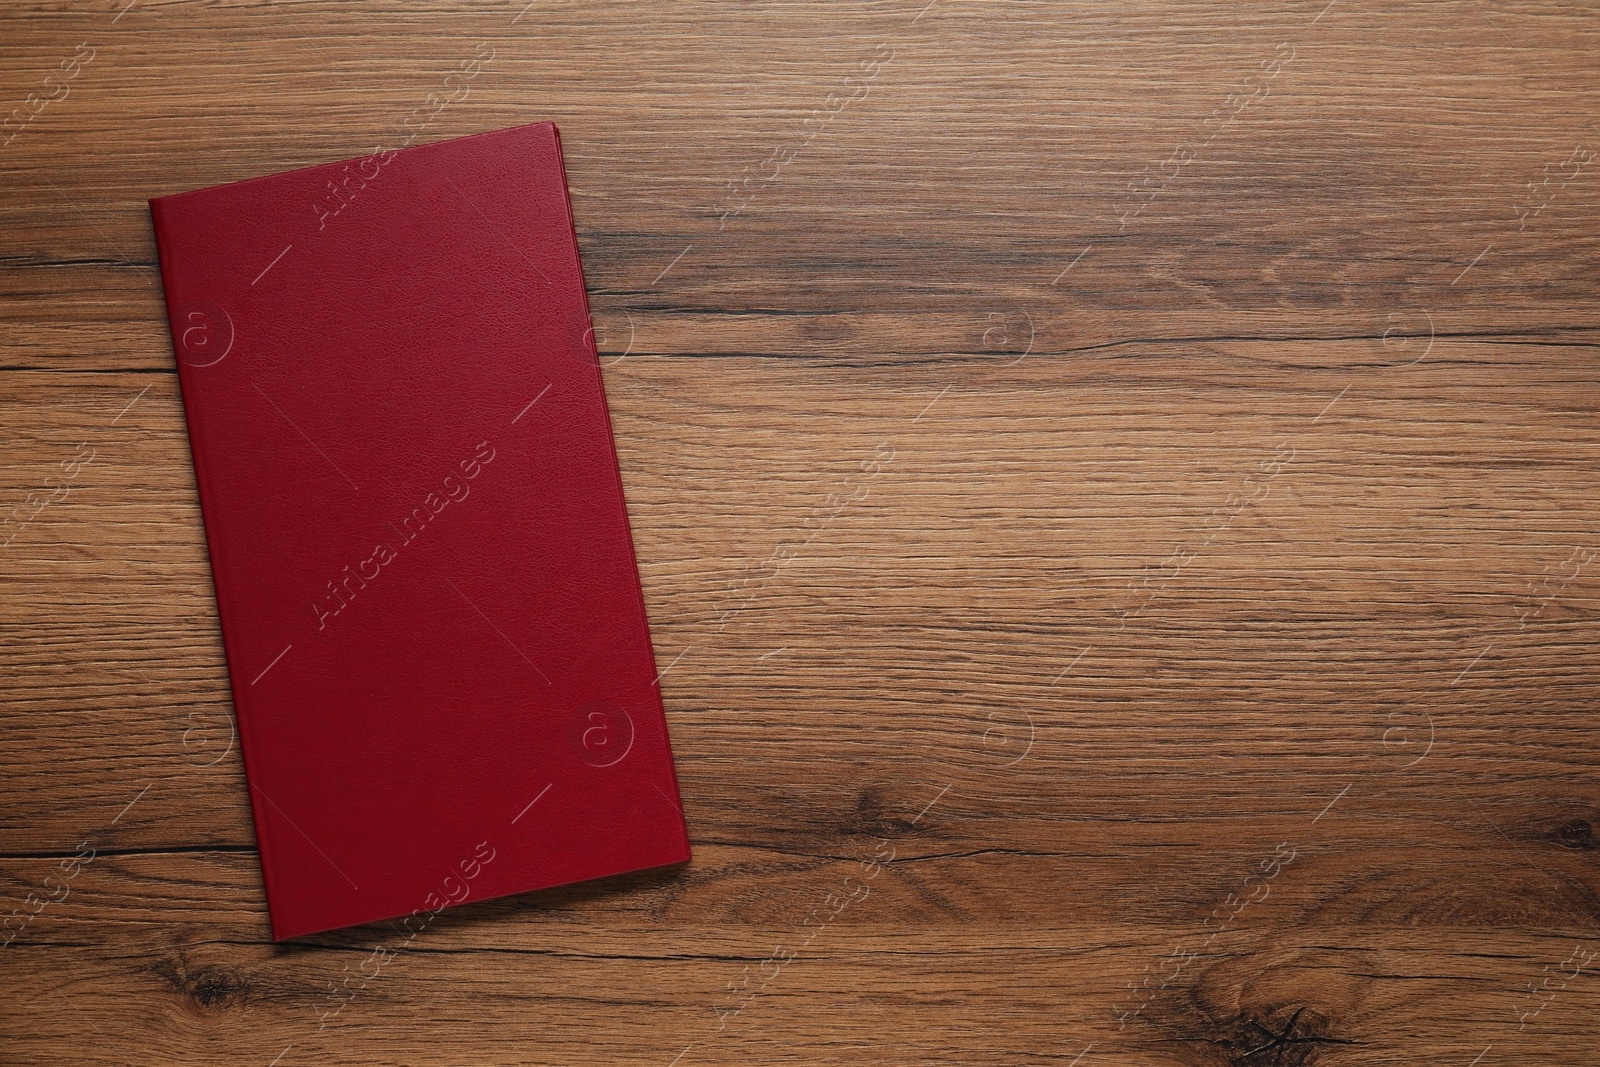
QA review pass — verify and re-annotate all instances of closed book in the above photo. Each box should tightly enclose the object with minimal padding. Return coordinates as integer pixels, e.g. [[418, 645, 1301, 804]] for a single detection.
[[149, 122, 690, 940]]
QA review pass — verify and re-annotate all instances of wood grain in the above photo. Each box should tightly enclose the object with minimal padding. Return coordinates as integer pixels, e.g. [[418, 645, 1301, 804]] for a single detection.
[[4, 0, 1600, 1064]]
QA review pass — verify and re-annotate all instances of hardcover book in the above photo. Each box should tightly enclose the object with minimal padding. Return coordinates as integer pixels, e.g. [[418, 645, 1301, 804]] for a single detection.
[[149, 122, 690, 940]]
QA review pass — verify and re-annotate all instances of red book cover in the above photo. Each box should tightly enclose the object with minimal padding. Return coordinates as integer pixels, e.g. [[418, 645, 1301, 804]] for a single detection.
[[149, 122, 690, 940]]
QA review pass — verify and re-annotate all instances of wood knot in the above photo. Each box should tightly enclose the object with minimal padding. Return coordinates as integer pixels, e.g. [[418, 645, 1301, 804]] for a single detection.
[[1556, 818, 1594, 849], [151, 957, 251, 1011], [852, 784, 915, 838], [188, 965, 249, 1008], [1131, 946, 1370, 1065], [1226, 1005, 1351, 1067]]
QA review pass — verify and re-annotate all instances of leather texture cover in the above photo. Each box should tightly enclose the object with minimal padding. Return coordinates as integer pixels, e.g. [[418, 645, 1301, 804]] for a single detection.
[[149, 122, 690, 941]]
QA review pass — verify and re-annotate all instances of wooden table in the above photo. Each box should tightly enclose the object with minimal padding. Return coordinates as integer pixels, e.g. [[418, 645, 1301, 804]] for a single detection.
[[4, 1, 1599, 1064]]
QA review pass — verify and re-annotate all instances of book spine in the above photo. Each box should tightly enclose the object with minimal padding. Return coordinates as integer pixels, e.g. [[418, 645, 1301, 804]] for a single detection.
[[547, 125, 691, 859], [147, 196, 287, 938]]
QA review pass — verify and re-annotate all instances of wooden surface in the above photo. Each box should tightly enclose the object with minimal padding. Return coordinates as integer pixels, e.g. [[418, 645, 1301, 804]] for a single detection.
[[3, 1, 1600, 1064]]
